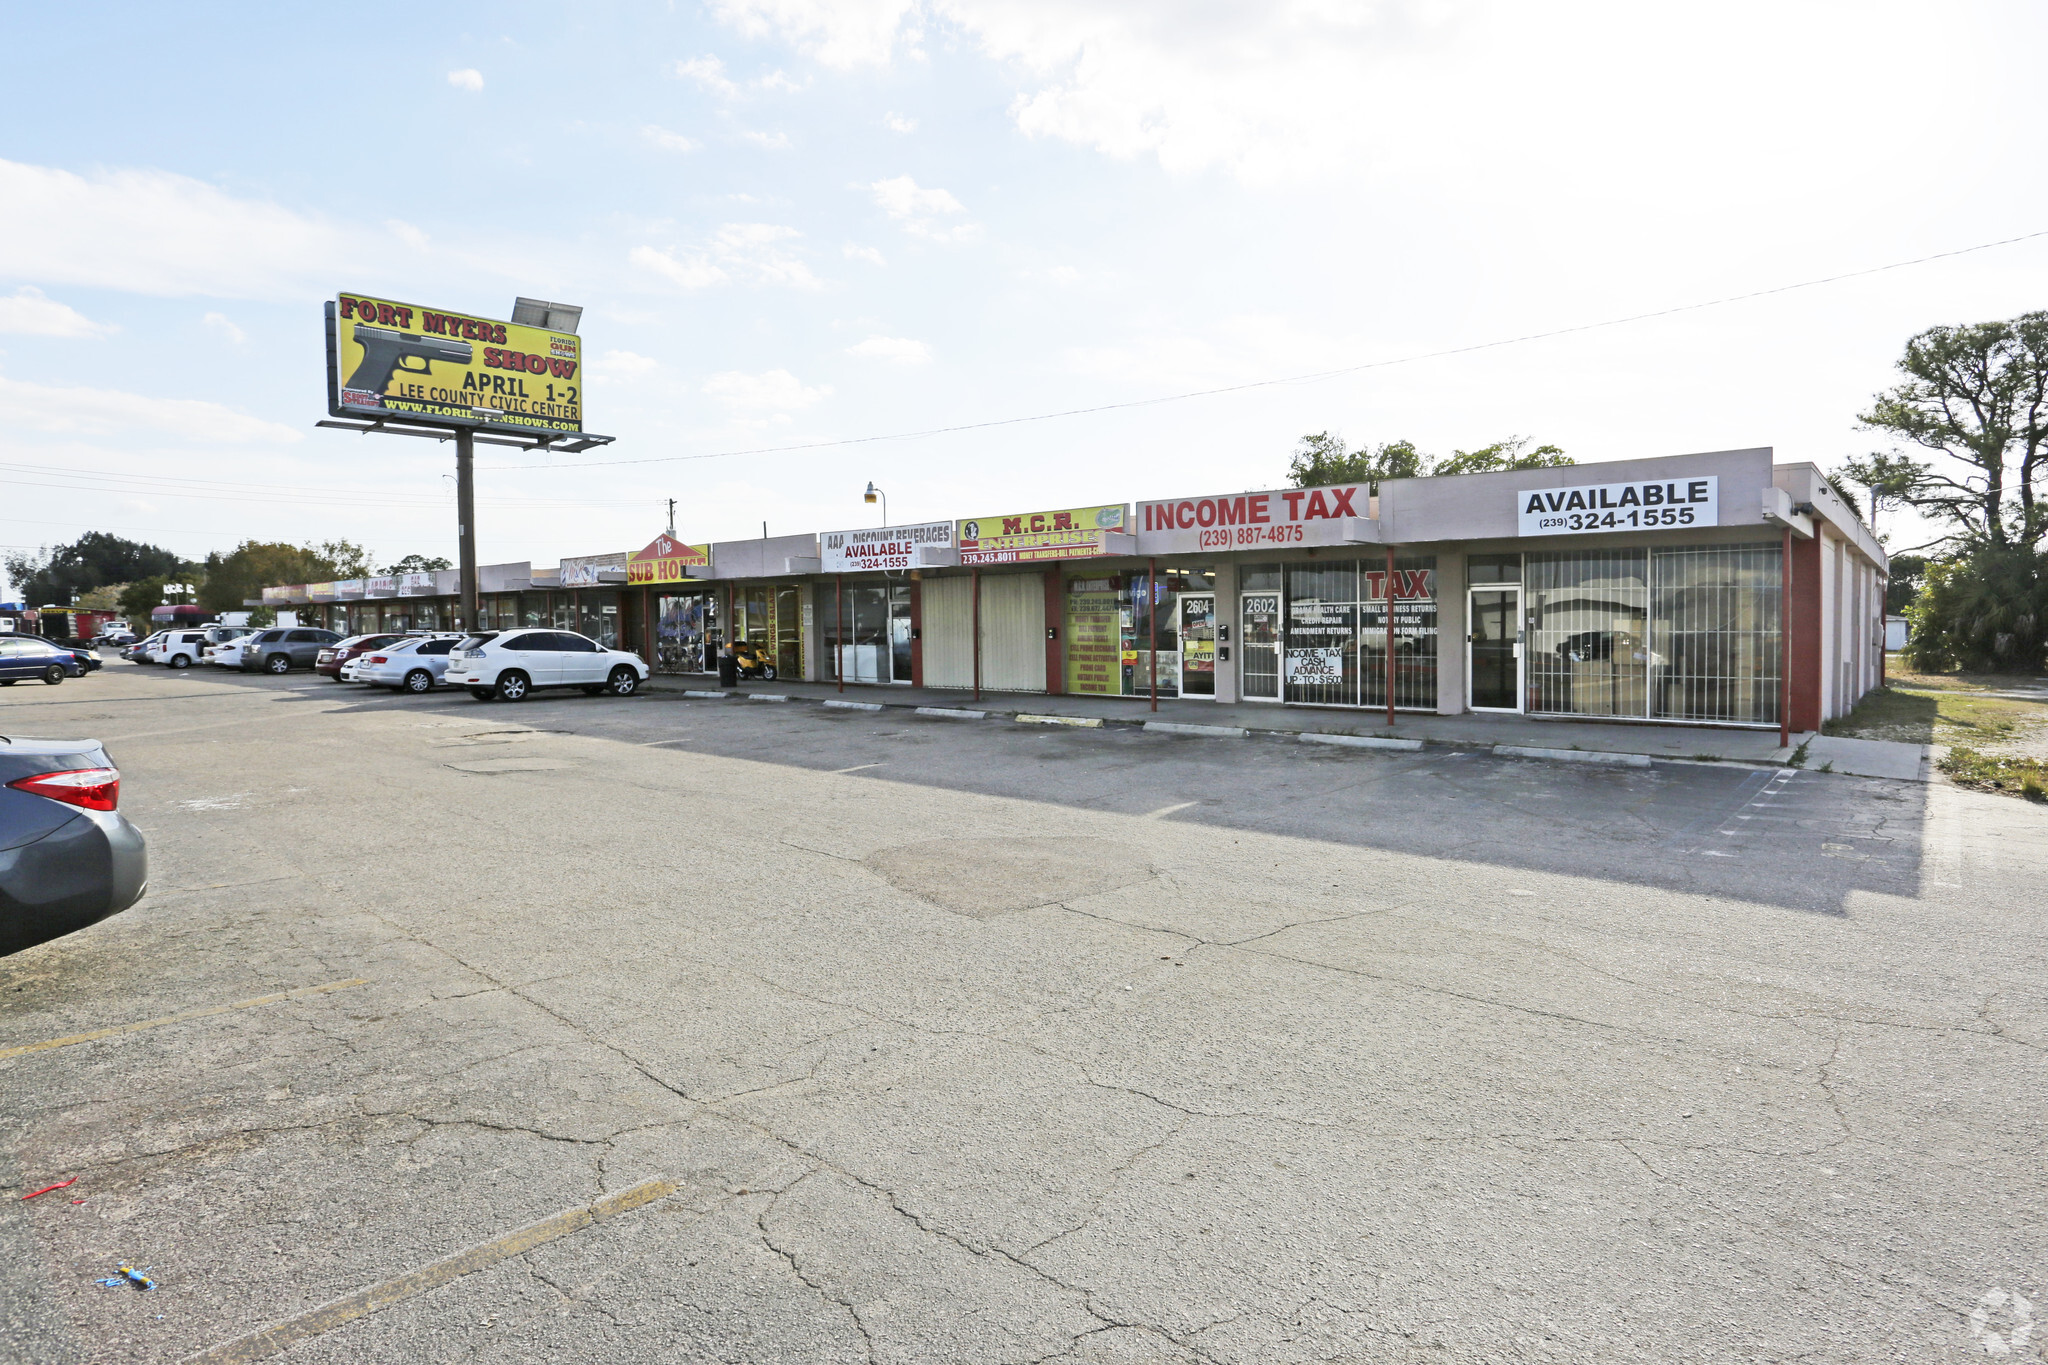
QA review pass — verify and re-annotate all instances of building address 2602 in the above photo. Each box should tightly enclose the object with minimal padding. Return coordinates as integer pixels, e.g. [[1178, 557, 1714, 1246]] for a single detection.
[[1517, 476, 1718, 536]]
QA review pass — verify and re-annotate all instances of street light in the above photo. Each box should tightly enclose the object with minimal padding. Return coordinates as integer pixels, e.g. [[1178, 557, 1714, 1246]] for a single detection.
[[864, 481, 887, 526]]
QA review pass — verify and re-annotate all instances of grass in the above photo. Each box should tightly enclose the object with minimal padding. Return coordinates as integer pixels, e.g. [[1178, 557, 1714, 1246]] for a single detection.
[[1830, 660, 2048, 799], [1939, 747, 2048, 800]]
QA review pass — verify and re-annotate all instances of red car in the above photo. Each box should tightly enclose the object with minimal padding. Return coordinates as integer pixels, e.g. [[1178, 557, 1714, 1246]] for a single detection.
[[315, 634, 408, 681]]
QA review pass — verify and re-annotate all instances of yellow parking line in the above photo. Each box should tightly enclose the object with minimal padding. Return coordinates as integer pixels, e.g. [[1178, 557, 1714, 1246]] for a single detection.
[[183, 1177, 678, 1364], [0, 979, 368, 1061]]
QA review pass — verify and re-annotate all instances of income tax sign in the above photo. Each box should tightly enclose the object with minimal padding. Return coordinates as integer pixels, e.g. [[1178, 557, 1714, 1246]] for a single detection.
[[327, 291, 583, 435], [1516, 476, 1718, 536]]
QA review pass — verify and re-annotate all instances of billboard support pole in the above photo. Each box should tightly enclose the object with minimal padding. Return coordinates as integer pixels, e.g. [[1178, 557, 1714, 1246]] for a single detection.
[[456, 428, 479, 631]]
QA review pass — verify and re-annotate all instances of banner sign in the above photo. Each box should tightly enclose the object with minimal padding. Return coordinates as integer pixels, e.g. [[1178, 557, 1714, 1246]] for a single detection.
[[627, 533, 712, 586], [397, 572, 438, 596], [365, 575, 397, 598], [261, 586, 292, 605], [958, 504, 1127, 565], [1064, 577, 1123, 695], [559, 552, 626, 588], [820, 522, 953, 573], [310, 582, 340, 602], [1136, 483, 1373, 552], [328, 291, 583, 435], [1518, 476, 1718, 536]]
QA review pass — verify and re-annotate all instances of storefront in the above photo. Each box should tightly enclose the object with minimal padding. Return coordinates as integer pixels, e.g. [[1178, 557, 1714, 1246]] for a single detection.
[[818, 522, 953, 685], [628, 533, 719, 675]]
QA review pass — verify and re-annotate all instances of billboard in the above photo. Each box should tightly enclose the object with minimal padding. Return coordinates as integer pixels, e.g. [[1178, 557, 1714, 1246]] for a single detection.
[[327, 291, 583, 435], [627, 532, 712, 586], [1516, 476, 1718, 536], [957, 504, 1128, 565], [820, 522, 953, 572]]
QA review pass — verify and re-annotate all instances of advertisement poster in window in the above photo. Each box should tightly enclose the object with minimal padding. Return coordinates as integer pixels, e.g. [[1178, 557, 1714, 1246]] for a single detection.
[[1064, 578, 1122, 695]]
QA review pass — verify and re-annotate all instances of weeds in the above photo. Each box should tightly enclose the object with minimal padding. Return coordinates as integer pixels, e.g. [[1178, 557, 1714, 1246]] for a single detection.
[[1939, 746, 2048, 800]]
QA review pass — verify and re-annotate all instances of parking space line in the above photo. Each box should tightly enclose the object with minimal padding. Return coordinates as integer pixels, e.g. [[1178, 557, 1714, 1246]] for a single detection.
[[181, 1176, 678, 1364], [0, 979, 368, 1061]]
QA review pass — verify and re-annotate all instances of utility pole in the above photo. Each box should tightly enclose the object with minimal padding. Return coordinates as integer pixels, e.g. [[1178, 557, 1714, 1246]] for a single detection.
[[667, 498, 677, 535], [456, 428, 477, 630]]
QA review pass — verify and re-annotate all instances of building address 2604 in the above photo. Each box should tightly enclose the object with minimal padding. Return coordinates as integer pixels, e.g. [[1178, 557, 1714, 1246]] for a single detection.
[[1517, 476, 1718, 536]]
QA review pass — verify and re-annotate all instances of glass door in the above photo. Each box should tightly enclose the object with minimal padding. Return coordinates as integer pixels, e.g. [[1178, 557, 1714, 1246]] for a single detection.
[[1179, 593, 1216, 697], [1468, 587, 1521, 711], [1240, 592, 1280, 701]]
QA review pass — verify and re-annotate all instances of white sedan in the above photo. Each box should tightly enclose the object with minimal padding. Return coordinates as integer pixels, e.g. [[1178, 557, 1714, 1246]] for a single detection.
[[206, 637, 254, 668], [351, 635, 464, 693], [443, 629, 647, 702]]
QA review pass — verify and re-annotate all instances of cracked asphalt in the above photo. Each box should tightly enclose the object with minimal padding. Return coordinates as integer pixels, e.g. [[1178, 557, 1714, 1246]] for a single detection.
[[2, 661, 2044, 1363]]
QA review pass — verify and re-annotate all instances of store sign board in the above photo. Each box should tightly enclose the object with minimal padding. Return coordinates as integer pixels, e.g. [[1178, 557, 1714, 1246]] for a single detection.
[[365, 575, 397, 598], [1136, 484, 1374, 552], [559, 552, 627, 587], [821, 521, 953, 573], [261, 586, 291, 605], [328, 291, 583, 435], [958, 504, 1127, 565], [1518, 476, 1718, 536], [397, 572, 437, 596], [627, 533, 712, 585], [310, 582, 340, 602], [1285, 648, 1343, 682]]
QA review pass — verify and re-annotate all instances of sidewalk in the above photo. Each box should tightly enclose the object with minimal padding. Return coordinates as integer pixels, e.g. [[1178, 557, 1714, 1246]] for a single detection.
[[642, 675, 1931, 777]]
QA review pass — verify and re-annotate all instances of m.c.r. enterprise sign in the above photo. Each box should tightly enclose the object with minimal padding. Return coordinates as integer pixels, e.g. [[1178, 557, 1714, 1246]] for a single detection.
[[1517, 476, 1718, 536]]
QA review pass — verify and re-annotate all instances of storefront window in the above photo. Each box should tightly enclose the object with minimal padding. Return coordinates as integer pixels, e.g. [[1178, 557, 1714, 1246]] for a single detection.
[[1284, 559, 1437, 709], [828, 582, 907, 683], [777, 585, 804, 679], [1285, 563, 1358, 706], [578, 591, 619, 648], [655, 589, 718, 673], [1468, 553, 1522, 584], [1064, 577, 1123, 694], [1527, 549, 1648, 716]]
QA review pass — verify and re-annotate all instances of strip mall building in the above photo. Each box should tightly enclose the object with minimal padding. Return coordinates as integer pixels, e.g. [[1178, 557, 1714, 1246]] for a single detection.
[[260, 447, 1887, 733]]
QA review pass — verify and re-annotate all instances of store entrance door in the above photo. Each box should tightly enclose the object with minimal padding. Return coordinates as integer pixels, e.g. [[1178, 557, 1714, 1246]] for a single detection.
[[1179, 593, 1216, 697], [1468, 587, 1522, 711], [1240, 592, 1280, 701]]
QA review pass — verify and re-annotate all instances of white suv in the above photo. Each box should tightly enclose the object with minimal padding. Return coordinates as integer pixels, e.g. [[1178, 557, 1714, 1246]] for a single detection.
[[150, 629, 214, 668], [443, 629, 647, 702]]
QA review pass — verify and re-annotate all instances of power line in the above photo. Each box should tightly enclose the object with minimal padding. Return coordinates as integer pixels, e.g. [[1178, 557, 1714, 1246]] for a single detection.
[[484, 226, 2048, 474]]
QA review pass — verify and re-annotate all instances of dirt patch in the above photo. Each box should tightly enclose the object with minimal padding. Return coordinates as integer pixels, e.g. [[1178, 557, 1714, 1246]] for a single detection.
[[865, 837, 1155, 917]]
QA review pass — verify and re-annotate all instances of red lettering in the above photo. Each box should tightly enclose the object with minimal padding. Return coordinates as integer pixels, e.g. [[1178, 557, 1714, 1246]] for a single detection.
[[1003, 517, 1023, 535], [373, 304, 393, 325], [1176, 501, 1196, 529], [1329, 487, 1358, 517], [1029, 514, 1047, 533], [492, 324, 507, 344], [1219, 497, 1247, 526], [1304, 490, 1331, 519], [396, 307, 413, 327], [526, 353, 547, 374], [1195, 500, 1217, 527], [1399, 570, 1430, 599], [1364, 570, 1387, 601], [1249, 495, 1270, 524], [1144, 505, 1160, 531], [339, 296, 358, 319], [1054, 512, 1073, 530], [548, 358, 577, 379], [462, 320, 479, 340], [483, 347, 501, 368], [1282, 491, 1304, 520]]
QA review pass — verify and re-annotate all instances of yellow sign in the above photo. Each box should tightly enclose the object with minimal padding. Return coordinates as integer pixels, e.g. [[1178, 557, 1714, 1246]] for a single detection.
[[627, 532, 713, 585], [1064, 579, 1123, 695], [957, 504, 1127, 565], [329, 291, 582, 434]]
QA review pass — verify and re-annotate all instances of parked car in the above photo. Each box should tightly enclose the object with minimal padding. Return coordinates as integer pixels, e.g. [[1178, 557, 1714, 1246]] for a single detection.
[[98, 621, 136, 646], [0, 637, 87, 686], [67, 647, 103, 674], [353, 635, 464, 693], [125, 632, 167, 664], [150, 628, 216, 668], [237, 627, 342, 674], [443, 630, 647, 701], [205, 634, 254, 668], [0, 735, 147, 956], [316, 633, 408, 682]]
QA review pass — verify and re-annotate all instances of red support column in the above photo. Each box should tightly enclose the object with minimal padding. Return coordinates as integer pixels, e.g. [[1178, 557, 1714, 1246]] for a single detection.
[[1788, 528, 1824, 736], [972, 569, 982, 703], [1780, 528, 1791, 748], [1385, 546, 1397, 727]]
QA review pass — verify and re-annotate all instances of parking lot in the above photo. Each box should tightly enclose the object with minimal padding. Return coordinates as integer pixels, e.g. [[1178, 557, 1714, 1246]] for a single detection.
[[3, 656, 2045, 1362]]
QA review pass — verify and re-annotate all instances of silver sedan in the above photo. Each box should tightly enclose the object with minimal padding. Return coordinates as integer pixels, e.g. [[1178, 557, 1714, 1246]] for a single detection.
[[352, 635, 464, 694]]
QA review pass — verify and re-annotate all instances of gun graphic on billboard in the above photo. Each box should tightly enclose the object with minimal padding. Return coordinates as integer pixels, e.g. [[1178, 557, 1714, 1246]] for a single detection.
[[344, 325, 473, 395]]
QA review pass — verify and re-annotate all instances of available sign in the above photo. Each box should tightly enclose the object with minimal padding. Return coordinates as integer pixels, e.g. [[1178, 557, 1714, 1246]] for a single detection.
[[327, 291, 583, 435], [627, 533, 712, 586], [821, 522, 953, 573], [958, 504, 1128, 565], [1518, 476, 1718, 536], [1136, 484, 1375, 552]]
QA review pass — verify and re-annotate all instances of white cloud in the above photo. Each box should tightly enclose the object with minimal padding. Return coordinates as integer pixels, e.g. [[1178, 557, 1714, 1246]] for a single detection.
[[594, 349, 660, 381], [447, 68, 484, 92], [842, 243, 887, 266], [0, 373, 301, 443], [642, 124, 701, 153], [738, 129, 794, 151], [757, 69, 805, 92], [846, 335, 932, 364], [884, 111, 918, 133], [711, 0, 919, 69], [630, 223, 821, 291], [0, 286, 115, 338], [202, 311, 245, 344], [701, 368, 831, 414], [866, 174, 976, 242], [674, 54, 740, 97]]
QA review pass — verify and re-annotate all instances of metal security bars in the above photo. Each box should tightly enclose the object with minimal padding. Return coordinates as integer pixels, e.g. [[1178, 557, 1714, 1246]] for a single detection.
[[1283, 557, 1438, 709], [1525, 544, 1780, 725]]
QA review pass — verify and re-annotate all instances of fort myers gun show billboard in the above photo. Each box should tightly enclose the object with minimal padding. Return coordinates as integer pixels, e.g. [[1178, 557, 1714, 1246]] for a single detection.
[[326, 291, 583, 435]]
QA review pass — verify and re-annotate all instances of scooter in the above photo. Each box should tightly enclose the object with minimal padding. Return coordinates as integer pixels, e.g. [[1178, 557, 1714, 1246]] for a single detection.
[[731, 640, 777, 680]]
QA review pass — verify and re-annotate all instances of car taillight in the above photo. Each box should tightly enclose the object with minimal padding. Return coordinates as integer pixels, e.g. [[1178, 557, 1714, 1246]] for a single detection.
[[7, 767, 120, 812], [367, 655, 388, 664]]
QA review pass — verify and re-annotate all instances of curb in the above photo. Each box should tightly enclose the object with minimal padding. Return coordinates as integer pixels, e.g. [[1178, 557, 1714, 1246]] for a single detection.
[[749, 694, 790, 703], [1144, 720, 1248, 738], [1494, 744, 1651, 768], [823, 699, 883, 711], [681, 690, 731, 699], [916, 706, 987, 720], [1018, 714, 1104, 727], [1299, 733, 1424, 752]]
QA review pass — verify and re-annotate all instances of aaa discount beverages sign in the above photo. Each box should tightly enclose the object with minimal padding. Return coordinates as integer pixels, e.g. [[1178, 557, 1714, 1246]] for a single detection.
[[627, 532, 712, 585], [327, 291, 583, 435], [957, 504, 1127, 565], [821, 522, 953, 572]]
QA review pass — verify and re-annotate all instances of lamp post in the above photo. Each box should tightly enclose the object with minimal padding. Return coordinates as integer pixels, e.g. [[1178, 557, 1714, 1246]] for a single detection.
[[863, 481, 887, 527]]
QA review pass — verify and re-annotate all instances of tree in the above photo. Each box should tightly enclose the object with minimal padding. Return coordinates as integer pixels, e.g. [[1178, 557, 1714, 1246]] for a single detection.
[[1883, 554, 1925, 616], [313, 540, 375, 579], [1286, 432, 1569, 487], [381, 553, 452, 575], [75, 584, 125, 612], [199, 542, 344, 612], [1830, 451, 1926, 533], [120, 576, 169, 620], [1905, 546, 2046, 672], [1860, 312, 2048, 549], [1, 532, 182, 606]]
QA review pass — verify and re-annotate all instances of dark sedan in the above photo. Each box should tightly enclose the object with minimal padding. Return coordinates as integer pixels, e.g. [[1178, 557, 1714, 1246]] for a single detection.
[[0, 636, 86, 686], [0, 736, 147, 955]]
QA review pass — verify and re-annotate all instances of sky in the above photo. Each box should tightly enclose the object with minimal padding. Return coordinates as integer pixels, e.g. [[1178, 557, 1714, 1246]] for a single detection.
[[5, 0, 2047, 597]]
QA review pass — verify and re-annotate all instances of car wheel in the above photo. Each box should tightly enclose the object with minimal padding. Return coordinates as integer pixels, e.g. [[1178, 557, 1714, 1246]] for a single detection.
[[469, 687, 495, 701], [171, 654, 191, 668], [266, 653, 292, 674], [495, 670, 530, 702], [42, 665, 65, 685], [607, 666, 640, 697], [404, 669, 433, 694]]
